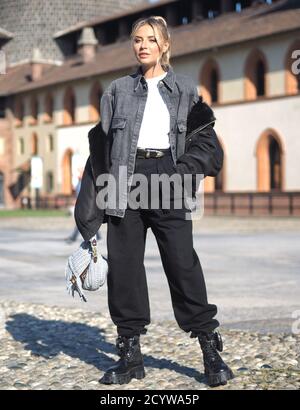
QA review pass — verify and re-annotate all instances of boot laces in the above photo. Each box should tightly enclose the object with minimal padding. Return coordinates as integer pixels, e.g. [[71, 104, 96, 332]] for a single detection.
[[199, 332, 223, 363], [201, 340, 221, 363], [116, 336, 138, 360]]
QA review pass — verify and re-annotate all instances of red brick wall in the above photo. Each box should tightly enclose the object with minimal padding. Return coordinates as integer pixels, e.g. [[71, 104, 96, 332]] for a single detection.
[[0, 117, 16, 208]]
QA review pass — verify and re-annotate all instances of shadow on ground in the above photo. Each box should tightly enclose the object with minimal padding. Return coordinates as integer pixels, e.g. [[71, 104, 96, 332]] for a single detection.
[[6, 313, 206, 384]]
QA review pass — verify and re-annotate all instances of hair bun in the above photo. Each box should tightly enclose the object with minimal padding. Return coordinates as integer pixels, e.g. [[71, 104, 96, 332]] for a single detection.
[[153, 16, 167, 27]]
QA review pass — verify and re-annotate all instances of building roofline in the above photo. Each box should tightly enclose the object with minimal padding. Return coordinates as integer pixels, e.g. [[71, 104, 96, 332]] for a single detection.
[[53, 0, 178, 39], [1, 1, 300, 96], [2, 27, 300, 97]]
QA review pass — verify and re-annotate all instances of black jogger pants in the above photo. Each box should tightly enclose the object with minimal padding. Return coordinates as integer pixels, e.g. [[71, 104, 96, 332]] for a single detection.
[[106, 149, 219, 338]]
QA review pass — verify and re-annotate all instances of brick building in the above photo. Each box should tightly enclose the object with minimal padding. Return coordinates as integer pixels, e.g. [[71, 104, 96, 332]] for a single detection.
[[0, 0, 299, 214]]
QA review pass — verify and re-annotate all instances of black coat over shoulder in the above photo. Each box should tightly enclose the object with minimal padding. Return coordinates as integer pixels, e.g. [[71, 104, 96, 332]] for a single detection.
[[176, 95, 223, 178], [75, 97, 223, 241], [74, 120, 110, 242]]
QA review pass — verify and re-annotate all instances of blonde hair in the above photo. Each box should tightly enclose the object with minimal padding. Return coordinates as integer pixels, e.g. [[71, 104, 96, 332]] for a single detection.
[[130, 15, 171, 71]]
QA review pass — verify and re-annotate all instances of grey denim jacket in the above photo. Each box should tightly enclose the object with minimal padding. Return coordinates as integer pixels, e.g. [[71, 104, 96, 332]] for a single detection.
[[98, 64, 199, 218]]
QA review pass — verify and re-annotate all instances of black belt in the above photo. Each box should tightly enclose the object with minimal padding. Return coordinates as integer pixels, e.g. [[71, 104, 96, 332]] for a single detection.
[[136, 147, 171, 159]]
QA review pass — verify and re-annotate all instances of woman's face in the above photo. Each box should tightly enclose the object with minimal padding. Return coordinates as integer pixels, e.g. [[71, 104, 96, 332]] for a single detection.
[[132, 24, 168, 68]]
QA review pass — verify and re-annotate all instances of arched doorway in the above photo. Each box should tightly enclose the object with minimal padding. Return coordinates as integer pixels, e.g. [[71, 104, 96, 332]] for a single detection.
[[269, 138, 282, 190], [204, 135, 225, 192], [214, 167, 224, 191], [62, 149, 73, 195], [256, 130, 284, 192]]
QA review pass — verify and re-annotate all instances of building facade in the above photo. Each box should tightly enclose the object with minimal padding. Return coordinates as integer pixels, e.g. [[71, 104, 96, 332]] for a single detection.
[[0, 0, 299, 213]]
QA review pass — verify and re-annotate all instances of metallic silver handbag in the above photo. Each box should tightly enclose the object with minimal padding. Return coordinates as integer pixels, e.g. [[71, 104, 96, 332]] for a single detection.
[[65, 235, 108, 302]]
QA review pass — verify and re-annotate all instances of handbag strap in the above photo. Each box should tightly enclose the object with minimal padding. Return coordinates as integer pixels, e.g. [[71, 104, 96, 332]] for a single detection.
[[90, 236, 98, 263]]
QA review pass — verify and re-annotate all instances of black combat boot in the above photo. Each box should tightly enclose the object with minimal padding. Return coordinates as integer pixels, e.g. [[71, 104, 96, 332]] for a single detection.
[[99, 335, 145, 385], [198, 331, 234, 387]]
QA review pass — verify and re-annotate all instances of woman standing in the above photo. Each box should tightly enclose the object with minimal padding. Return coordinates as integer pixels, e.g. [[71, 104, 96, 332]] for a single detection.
[[79, 15, 234, 387]]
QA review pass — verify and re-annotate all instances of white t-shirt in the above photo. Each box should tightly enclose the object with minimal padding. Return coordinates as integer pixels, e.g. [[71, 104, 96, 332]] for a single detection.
[[137, 71, 170, 149]]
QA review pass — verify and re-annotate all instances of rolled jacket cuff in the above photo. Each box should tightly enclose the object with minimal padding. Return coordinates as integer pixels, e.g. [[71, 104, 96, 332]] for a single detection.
[[175, 162, 189, 176]]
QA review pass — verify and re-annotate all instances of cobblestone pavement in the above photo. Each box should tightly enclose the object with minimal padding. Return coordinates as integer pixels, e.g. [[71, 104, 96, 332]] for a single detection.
[[0, 215, 300, 390], [0, 215, 300, 333], [0, 301, 299, 390]]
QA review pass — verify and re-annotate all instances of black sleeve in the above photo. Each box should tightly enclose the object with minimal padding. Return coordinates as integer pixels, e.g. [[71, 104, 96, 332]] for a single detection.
[[74, 156, 106, 242], [175, 125, 224, 178]]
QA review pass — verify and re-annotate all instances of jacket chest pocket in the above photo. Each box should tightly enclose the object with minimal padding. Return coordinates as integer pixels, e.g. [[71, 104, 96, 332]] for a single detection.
[[177, 120, 187, 134], [110, 116, 127, 159], [176, 120, 187, 157]]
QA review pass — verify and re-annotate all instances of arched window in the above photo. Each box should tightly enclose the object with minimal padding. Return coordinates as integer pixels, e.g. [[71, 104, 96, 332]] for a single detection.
[[256, 60, 266, 96], [63, 87, 76, 125], [14, 98, 24, 127], [285, 40, 300, 95], [256, 129, 284, 192], [44, 92, 53, 123], [89, 81, 102, 122], [29, 95, 39, 125], [210, 69, 219, 103], [201, 59, 220, 104], [245, 49, 268, 100]]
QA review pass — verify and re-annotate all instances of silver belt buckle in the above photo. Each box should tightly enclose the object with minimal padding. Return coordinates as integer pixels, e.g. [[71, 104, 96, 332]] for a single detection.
[[156, 150, 164, 158], [145, 149, 151, 158]]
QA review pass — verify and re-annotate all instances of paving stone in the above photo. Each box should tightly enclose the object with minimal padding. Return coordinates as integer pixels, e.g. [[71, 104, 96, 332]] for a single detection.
[[0, 300, 299, 390]]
